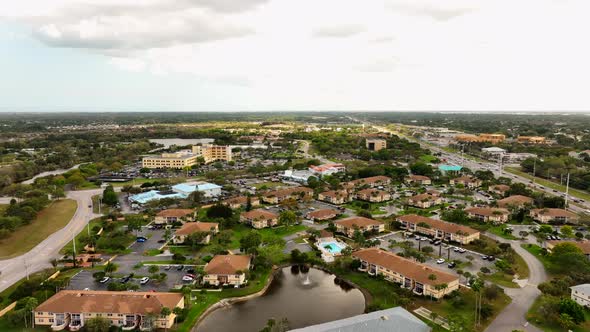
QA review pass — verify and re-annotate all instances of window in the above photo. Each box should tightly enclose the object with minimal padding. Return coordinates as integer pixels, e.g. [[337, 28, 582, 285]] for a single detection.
[[49, 319, 54, 323], [107, 313, 112, 317], [39, 319, 44, 323]]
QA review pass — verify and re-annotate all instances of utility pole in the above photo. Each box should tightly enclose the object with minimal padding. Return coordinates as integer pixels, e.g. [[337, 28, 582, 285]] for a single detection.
[[72, 229, 77, 268], [24, 258, 29, 280], [565, 172, 571, 210], [532, 157, 537, 187]]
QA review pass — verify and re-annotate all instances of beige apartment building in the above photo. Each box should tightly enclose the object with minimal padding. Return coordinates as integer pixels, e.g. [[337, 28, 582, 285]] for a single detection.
[[517, 136, 547, 144], [154, 209, 195, 225], [397, 214, 480, 244], [407, 193, 443, 209], [261, 186, 314, 204], [173, 222, 219, 244], [353, 248, 459, 299], [530, 208, 579, 224], [335, 216, 385, 237], [465, 207, 510, 224], [203, 255, 251, 286], [240, 209, 279, 229], [142, 144, 232, 169], [223, 196, 260, 209], [34, 290, 184, 331], [366, 138, 387, 151], [357, 189, 391, 203], [318, 190, 353, 205]]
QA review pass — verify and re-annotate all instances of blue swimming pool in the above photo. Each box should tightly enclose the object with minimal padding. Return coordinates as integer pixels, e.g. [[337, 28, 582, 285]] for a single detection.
[[322, 241, 346, 254]]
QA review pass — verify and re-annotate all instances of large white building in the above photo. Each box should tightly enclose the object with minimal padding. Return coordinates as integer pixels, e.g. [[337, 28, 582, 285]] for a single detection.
[[571, 284, 590, 307]]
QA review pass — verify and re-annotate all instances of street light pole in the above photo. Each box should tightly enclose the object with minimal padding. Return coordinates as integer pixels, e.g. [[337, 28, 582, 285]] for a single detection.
[[565, 172, 571, 210], [532, 157, 537, 187]]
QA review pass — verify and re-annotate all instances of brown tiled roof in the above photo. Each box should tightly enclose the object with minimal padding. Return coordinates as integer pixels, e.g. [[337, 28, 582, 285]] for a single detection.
[[264, 186, 313, 198], [425, 189, 441, 196], [397, 214, 479, 235], [336, 216, 383, 228], [452, 176, 480, 183], [204, 255, 251, 275], [407, 175, 431, 181], [497, 195, 533, 207], [319, 190, 348, 198], [353, 248, 458, 285], [308, 209, 338, 219], [347, 176, 391, 186], [465, 207, 510, 216], [175, 222, 218, 235], [241, 209, 278, 220], [531, 208, 578, 218], [36, 290, 183, 314], [408, 193, 439, 202], [358, 188, 389, 196], [319, 229, 334, 238], [223, 196, 248, 205], [156, 209, 194, 218], [547, 240, 590, 254], [490, 184, 510, 192]]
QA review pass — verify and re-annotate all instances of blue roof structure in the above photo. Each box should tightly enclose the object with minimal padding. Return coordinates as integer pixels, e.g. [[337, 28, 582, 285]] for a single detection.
[[439, 165, 463, 172], [128, 190, 187, 204], [172, 182, 222, 193]]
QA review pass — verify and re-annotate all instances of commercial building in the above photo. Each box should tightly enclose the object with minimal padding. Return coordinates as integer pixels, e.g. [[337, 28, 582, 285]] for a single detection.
[[289, 307, 431, 332], [240, 209, 279, 229], [397, 214, 480, 244], [481, 147, 506, 156], [309, 163, 346, 176], [517, 136, 547, 144], [335, 216, 385, 237], [154, 209, 195, 225], [192, 144, 232, 163], [34, 290, 184, 331], [317, 190, 353, 205], [456, 133, 505, 144], [530, 208, 579, 224], [173, 222, 219, 244], [571, 284, 590, 308], [353, 248, 459, 299], [366, 138, 387, 151], [357, 188, 391, 203], [465, 207, 510, 224], [281, 169, 316, 184], [405, 175, 432, 185], [142, 144, 232, 169], [172, 181, 222, 198], [407, 193, 443, 209], [497, 195, 534, 209], [261, 186, 313, 204], [203, 255, 251, 286], [503, 153, 537, 163]]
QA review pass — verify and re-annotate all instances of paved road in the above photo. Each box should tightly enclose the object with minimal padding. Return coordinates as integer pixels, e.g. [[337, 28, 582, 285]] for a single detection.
[[483, 233, 547, 332], [0, 189, 102, 292]]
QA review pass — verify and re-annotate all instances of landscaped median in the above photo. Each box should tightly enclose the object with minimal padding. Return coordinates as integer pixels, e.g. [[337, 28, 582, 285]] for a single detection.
[[0, 199, 77, 259]]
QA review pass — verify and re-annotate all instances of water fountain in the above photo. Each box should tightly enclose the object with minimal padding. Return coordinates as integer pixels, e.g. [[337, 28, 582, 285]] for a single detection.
[[302, 275, 311, 286]]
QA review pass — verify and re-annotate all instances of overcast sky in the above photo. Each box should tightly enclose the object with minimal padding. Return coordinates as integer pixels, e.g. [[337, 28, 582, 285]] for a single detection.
[[1, 0, 590, 112]]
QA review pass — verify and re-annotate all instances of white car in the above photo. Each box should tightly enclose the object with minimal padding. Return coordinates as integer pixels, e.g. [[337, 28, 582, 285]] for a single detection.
[[459, 248, 467, 253], [139, 277, 150, 285], [182, 275, 195, 282], [99, 277, 110, 284], [453, 247, 460, 252], [436, 258, 445, 264], [420, 237, 428, 241]]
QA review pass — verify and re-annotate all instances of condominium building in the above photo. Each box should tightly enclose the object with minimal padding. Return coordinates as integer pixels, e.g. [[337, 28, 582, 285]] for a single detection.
[[203, 255, 251, 286], [465, 207, 510, 224], [34, 290, 184, 331], [366, 138, 387, 151], [335, 217, 385, 237], [497, 195, 534, 209], [357, 189, 391, 203], [261, 186, 313, 204], [173, 222, 219, 244], [240, 209, 279, 229], [488, 184, 510, 196], [407, 193, 443, 209], [142, 144, 232, 169], [530, 208, 579, 224], [450, 176, 482, 188], [344, 176, 391, 189], [353, 248, 459, 299], [154, 209, 195, 225], [397, 214, 480, 244], [517, 136, 547, 144], [222, 196, 260, 209], [405, 175, 432, 185], [318, 190, 353, 205]]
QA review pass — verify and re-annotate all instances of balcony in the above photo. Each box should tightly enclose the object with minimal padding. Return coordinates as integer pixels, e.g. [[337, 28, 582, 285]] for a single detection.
[[68, 321, 82, 331], [122, 316, 139, 331], [50, 314, 69, 331]]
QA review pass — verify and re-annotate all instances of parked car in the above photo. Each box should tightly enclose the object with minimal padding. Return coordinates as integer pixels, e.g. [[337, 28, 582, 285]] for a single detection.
[[136, 236, 147, 243], [436, 258, 445, 264], [420, 237, 428, 241], [459, 248, 466, 253], [182, 275, 195, 282], [120, 275, 131, 283], [177, 265, 184, 271], [453, 247, 460, 252], [139, 277, 150, 285], [164, 265, 171, 271], [487, 256, 496, 261], [99, 277, 110, 284], [482, 255, 489, 260], [448, 262, 456, 268]]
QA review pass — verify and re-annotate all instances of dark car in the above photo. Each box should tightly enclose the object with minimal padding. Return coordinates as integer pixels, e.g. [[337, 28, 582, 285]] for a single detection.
[[482, 255, 489, 260], [186, 268, 196, 274], [448, 262, 456, 268], [176, 265, 184, 271], [488, 256, 496, 261], [120, 275, 131, 283]]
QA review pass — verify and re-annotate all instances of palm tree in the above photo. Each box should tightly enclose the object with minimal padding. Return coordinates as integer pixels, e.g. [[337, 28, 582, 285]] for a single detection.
[[160, 307, 171, 332], [104, 262, 117, 276], [428, 274, 437, 300], [172, 307, 183, 328]]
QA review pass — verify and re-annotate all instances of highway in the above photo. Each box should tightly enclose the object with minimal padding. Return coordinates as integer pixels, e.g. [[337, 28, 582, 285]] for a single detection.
[[0, 189, 102, 293]]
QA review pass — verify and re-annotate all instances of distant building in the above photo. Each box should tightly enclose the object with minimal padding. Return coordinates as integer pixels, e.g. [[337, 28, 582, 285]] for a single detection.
[[240, 209, 279, 229], [34, 290, 184, 331], [203, 255, 251, 286], [497, 195, 534, 209], [357, 189, 392, 203], [192, 144, 232, 163], [450, 176, 482, 188], [307, 209, 339, 222], [318, 190, 353, 205], [481, 147, 506, 155], [172, 181, 222, 198], [335, 217, 384, 237], [571, 284, 590, 307], [488, 184, 510, 196], [407, 193, 443, 209], [142, 144, 232, 169], [456, 133, 505, 144], [530, 208, 579, 224], [281, 169, 315, 183], [517, 136, 547, 144], [173, 222, 219, 244], [344, 176, 391, 189], [309, 163, 346, 176], [154, 209, 195, 225], [465, 207, 510, 224], [223, 196, 260, 209], [397, 214, 480, 244], [261, 186, 313, 204], [353, 248, 459, 299], [438, 165, 463, 174], [405, 175, 432, 186], [289, 307, 431, 332], [366, 138, 387, 151]]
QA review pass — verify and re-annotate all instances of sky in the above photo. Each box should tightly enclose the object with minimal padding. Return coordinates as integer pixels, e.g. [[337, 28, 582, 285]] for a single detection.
[[1, 0, 590, 112]]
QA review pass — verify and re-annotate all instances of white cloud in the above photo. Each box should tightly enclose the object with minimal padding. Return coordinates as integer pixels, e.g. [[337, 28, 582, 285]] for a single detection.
[[2, 0, 590, 110]]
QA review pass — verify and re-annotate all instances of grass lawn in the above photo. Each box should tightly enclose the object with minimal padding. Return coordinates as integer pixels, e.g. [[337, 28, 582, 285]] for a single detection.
[[344, 200, 391, 216], [177, 268, 272, 332], [527, 295, 590, 332], [486, 225, 518, 240], [226, 224, 307, 249], [482, 272, 518, 288], [0, 199, 77, 259], [60, 219, 102, 254], [505, 166, 590, 202], [419, 154, 439, 163]]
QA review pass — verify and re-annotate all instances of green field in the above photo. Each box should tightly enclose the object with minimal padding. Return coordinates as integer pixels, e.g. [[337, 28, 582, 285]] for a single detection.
[[0, 199, 77, 259]]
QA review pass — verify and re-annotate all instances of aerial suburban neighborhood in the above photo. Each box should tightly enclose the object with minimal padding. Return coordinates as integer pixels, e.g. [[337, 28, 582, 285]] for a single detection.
[[1, 112, 590, 332]]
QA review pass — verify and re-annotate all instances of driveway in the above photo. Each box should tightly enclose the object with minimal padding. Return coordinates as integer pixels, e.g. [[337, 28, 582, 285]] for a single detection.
[[484, 233, 548, 332]]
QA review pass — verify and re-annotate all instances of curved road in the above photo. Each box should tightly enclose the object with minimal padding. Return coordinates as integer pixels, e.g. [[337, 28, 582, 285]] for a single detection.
[[0, 189, 102, 293], [484, 233, 547, 332]]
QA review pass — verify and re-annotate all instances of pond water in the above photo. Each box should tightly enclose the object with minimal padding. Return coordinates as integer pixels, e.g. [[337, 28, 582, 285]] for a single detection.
[[195, 266, 366, 332], [149, 138, 214, 149]]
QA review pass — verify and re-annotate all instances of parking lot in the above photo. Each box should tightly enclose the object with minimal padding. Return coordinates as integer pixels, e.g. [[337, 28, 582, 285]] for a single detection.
[[378, 231, 496, 279], [67, 264, 200, 292]]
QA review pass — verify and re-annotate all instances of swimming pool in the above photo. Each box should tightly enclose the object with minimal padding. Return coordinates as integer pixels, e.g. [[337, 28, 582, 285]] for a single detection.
[[322, 241, 346, 254]]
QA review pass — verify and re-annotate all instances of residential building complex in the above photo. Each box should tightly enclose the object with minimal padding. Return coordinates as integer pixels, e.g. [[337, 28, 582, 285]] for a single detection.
[[407, 193, 443, 209], [222, 196, 260, 209], [497, 195, 534, 208], [306, 209, 339, 222], [450, 176, 482, 188], [345, 175, 391, 189], [530, 208, 579, 223], [173, 222, 219, 244], [517, 136, 547, 144], [353, 248, 459, 299], [488, 184, 510, 196], [357, 188, 391, 203], [154, 209, 195, 225], [397, 214, 480, 244], [261, 186, 313, 204], [240, 209, 279, 229], [318, 190, 353, 205], [203, 255, 251, 286], [335, 216, 385, 237], [34, 290, 184, 331], [465, 207, 510, 224], [405, 175, 432, 185]]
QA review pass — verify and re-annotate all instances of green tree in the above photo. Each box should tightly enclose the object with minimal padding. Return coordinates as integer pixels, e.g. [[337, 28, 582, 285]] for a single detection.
[[148, 265, 159, 274], [82, 317, 110, 332], [104, 262, 117, 275], [560, 225, 574, 238], [160, 307, 172, 331], [559, 298, 586, 324], [102, 185, 118, 206], [240, 231, 262, 255], [278, 210, 297, 227]]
